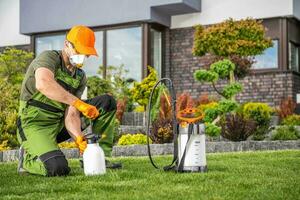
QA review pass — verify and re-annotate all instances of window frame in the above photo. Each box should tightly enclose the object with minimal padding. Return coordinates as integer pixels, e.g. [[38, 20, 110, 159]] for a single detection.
[[251, 39, 280, 71], [33, 22, 162, 80], [288, 40, 300, 72]]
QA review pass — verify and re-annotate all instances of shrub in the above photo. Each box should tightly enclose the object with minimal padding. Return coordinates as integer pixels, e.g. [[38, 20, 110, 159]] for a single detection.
[[87, 64, 134, 112], [272, 126, 300, 140], [277, 97, 296, 119], [205, 123, 222, 137], [195, 93, 216, 106], [134, 106, 145, 112], [220, 113, 257, 141], [151, 119, 173, 144], [116, 99, 126, 122], [242, 102, 273, 126], [196, 102, 218, 116], [58, 141, 77, 149], [0, 140, 11, 151], [252, 125, 269, 141], [0, 47, 33, 84], [0, 80, 21, 148], [131, 66, 158, 108], [242, 102, 273, 140], [176, 92, 194, 113], [281, 114, 300, 126], [87, 76, 113, 98], [117, 133, 151, 146], [150, 84, 170, 122]]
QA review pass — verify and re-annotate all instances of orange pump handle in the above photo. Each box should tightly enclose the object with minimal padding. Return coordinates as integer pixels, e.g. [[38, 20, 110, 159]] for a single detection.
[[176, 108, 204, 124]]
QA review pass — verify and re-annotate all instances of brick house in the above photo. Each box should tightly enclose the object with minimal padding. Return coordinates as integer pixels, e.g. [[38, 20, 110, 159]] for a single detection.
[[1, 0, 300, 110]]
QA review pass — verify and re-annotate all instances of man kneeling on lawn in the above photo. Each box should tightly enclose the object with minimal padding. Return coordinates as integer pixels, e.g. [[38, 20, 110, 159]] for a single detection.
[[17, 25, 121, 176]]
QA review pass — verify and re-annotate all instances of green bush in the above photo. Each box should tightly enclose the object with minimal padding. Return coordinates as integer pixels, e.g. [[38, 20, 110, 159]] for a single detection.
[[0, 80, 21, 148], [130, 66, 158, 108], [220, 113, 257, 141], [0, 47, 33, 84], [252, 125, 269, 141], [117, 133, 151, 146], [205, 123, 222, 137], [87, 76, 113, 98], [242, 102, 273, 126], [0, 48, 33, 149], [194, 70, 218, 83], [87, 65, 134, 112], [281, 114, 300, 126], [0, 140, 11, 151], [272, 126, 300, 140], [242, 102, 273, 140]]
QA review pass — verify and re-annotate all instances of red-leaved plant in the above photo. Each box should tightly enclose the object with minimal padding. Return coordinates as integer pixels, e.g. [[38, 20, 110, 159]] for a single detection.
[[277, 97, 296, 119]]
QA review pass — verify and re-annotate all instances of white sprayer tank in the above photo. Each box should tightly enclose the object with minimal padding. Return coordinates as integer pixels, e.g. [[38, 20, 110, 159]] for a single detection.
[[178, 123, 207, 172], [83, 136, 106, 176]]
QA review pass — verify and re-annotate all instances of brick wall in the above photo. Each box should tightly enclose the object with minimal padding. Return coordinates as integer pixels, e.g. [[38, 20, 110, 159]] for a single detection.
[[164, 27, 299, 108]]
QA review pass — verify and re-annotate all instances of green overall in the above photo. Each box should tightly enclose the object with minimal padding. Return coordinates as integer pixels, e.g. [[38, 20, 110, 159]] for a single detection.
[[17, 51, 116, 176]]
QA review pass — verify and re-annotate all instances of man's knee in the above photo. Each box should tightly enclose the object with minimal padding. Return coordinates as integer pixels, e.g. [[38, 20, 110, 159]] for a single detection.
[[89, 94, 117, 112], [39, 150, 70, 177]]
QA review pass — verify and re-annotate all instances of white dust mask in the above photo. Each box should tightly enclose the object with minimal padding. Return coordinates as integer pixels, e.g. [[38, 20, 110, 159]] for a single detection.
[[69, 54, 87, 68]]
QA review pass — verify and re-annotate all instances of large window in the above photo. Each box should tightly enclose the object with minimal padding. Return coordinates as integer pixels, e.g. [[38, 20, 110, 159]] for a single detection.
[[289, 42, 300, 72], [35, 34, 65, 56], [84, 31, 103, 76], [35, 27, 142, 80], [150, 28, 162, 79], [107, 27, 142, 81], [252, 40, 278, 69], [35, 32, 103, 77]]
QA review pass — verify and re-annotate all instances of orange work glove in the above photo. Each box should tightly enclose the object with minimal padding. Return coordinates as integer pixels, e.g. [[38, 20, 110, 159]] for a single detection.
[[72, 99, 99, 119], [75, 135, 87, 155]]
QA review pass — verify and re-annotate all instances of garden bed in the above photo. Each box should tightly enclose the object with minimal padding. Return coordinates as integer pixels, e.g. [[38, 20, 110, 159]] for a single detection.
[[0, 140, 299, 162], [0, 151, 299, 200]]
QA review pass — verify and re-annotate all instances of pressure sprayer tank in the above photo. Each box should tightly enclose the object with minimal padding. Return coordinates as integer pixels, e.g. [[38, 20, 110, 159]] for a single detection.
[[178, 123, 207, 172], [83, 135, 106, 176]]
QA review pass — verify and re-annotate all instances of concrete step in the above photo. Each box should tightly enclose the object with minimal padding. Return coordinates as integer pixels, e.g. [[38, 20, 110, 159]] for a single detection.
[[118, 125, 147, 134], [121, 112, 145, 126]]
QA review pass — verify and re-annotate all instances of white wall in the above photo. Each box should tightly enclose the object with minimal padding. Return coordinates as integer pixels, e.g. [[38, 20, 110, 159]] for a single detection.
[[0, 0, 30, 47], [171, 0, 294, 28], [294, 0, 300, 20]]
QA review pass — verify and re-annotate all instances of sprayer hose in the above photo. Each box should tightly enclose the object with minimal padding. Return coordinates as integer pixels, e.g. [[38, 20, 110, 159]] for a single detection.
[[146, 78, 178, 170]]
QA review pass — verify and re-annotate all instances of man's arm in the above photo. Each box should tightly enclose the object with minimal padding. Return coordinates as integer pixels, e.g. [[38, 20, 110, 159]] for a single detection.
[[35, 67, 78, 105], [64, 106, 83, 140]]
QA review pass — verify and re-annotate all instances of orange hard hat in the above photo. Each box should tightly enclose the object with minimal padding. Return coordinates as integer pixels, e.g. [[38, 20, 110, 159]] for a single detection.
[[66, 25, 98, 56]]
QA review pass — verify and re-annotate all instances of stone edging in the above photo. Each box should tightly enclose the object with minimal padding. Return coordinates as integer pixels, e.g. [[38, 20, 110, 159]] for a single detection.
[[112, 140, 300, 157], [0, 140, 299, 162]]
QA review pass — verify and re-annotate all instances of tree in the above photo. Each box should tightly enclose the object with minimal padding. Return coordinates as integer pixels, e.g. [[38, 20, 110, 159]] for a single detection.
[[0, 48, 33, 84], [192, 18, 273, 137], [193, 18, 272, 57]]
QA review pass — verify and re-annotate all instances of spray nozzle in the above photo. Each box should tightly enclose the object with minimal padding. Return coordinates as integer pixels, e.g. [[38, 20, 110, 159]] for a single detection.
[[84, 133, 100, 144], [84, 119, 101, 144]]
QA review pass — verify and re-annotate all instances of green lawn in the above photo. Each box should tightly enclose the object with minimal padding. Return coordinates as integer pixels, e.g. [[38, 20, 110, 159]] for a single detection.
[[0, 150, 299, 200]]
